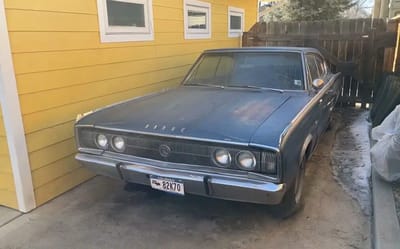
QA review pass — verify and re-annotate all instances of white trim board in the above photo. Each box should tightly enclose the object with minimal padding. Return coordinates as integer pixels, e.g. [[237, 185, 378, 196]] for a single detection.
[[0, 0, 36, 212]]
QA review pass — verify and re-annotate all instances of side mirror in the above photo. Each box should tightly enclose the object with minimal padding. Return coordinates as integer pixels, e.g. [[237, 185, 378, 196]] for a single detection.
[[312, 79, 325, 90]]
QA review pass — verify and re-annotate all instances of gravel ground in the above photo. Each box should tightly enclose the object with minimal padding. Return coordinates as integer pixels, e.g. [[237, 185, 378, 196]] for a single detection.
[[393, 182, 400, 222]]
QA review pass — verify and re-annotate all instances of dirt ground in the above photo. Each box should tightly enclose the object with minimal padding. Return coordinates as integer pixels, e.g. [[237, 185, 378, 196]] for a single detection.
[[0, 116, 370, 249]]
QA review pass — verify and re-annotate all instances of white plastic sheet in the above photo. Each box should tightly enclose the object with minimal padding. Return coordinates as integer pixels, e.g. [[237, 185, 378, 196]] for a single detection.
[[371, 105, 400, 182]]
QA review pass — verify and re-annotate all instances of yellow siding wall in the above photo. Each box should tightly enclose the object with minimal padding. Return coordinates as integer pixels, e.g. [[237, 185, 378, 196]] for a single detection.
[[0, 106, 18, 209], [4, 0, 257, 206]]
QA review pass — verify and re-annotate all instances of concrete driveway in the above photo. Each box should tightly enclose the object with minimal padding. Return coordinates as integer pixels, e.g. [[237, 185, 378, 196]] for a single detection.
[[0, 122, 370, 249]]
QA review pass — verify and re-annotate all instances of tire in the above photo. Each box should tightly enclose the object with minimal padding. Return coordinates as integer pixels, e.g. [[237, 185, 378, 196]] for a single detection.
[[272, 158, 306, 218]]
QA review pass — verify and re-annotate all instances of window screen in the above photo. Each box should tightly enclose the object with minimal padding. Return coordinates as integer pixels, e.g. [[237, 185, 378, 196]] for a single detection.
[[230, 15, 241, 30]]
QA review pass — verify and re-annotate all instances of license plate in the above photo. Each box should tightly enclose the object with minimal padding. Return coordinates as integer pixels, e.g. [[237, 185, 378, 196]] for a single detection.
[[150, 176, 185, 195]]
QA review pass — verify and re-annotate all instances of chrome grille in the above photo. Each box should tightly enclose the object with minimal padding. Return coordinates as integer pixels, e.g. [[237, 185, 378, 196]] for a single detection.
[[124, 135, 213, 166]]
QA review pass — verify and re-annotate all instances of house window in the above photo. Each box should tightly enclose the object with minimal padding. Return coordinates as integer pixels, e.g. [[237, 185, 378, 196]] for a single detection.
[[228, 7, 244, 38], [184, 0, 211, 39], [97, 0, 154, 42]]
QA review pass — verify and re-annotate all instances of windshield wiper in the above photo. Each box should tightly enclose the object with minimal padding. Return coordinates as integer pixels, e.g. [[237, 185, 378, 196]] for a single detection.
[[185, 83, 225, 89], [229, 85, 285, 93]]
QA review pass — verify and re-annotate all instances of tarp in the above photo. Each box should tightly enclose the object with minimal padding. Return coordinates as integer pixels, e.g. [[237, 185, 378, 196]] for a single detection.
[[371, 105, 400, 182]]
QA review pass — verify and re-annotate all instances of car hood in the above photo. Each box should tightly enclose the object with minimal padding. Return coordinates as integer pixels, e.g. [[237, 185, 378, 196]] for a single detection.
[[77, 86, 293, 144]]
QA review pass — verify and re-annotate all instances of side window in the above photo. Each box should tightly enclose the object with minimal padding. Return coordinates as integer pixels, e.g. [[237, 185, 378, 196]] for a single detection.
[[323, 60, 331, 74], [314, 55, 326, 77], [306, 55, 319, 81]]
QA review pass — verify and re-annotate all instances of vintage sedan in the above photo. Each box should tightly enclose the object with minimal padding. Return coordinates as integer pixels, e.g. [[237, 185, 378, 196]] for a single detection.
[[75, 47, 341, 216]]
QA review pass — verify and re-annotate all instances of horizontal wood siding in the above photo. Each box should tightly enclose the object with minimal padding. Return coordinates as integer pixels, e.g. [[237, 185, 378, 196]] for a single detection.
[[0, 106, 18, 209], [4, 0, 257, 206]]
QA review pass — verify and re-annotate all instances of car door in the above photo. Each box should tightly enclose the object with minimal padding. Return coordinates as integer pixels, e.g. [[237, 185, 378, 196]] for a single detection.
[[314, 54, 339, 128], [305, 53, 328, 137]]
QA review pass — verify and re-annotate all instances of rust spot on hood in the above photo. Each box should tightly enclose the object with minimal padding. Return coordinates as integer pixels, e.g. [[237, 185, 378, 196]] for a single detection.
[[233, 99, 275, 125]]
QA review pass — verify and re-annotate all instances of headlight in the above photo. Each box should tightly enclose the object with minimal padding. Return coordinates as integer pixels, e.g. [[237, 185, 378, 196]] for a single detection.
[[95, 134, 108, 149], [213, 149, 231, 167], [112, 136, 126, 152], [261, 151, 277, 174], [237, 151, 256, 170]]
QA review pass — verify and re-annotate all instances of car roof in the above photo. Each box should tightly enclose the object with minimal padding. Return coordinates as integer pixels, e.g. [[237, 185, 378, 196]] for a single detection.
[[204, 47, 320, 54]]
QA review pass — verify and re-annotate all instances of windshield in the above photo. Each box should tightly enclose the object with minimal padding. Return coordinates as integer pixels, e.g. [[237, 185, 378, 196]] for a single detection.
[[184, 52, 305, 90]]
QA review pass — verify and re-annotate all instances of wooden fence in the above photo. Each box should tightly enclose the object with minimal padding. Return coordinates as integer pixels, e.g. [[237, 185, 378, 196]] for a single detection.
[[242, 18, 398, 107]]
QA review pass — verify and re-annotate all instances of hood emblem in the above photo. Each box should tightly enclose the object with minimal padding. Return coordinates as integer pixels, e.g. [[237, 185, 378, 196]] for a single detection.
[[159, 144, 171, 158], [144, 123, 185, 133]]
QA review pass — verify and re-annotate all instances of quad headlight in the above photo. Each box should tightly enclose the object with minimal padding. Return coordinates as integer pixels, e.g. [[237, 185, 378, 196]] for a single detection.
[[213, 149, 231, 167], [93, 133, 126, 152], [237, 151, 257, 170], [95, 134, 108, 149], [112, 136, 126, 152]]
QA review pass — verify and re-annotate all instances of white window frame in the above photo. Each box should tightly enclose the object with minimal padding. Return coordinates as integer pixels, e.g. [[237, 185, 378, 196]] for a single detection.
[[228, 6, 245, 38], [97, 0, 154, 43], [184, 0, 211, 40]]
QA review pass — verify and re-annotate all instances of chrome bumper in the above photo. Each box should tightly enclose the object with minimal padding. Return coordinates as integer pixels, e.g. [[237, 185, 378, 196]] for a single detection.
[[75, 153, 286, 205]]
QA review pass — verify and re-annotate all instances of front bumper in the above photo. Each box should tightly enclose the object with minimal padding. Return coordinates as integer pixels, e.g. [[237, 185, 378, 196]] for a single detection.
[[75, 153, 286, 205]]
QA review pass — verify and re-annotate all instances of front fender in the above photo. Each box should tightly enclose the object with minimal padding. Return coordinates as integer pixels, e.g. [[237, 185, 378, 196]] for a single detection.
[[279, 104, 321, 185], [301, 134, 314, 161]]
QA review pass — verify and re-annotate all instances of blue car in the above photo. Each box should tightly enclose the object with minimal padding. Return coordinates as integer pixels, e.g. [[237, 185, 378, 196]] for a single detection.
[[75, 47, 341, 216]]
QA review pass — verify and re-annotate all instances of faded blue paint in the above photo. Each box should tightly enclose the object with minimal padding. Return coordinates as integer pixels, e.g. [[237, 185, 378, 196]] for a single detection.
[[77, 86, 305, 147]]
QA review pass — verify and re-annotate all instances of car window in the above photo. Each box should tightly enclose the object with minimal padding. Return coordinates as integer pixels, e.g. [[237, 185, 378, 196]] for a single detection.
[[185, 52, 305, 90], [189, 55, 235, 83], [190, 55, 224, 81], [306, 54, 319, 81], [323, 60, 331, 74], [215, 56, 235, 78], [314, 55, 326, 77]]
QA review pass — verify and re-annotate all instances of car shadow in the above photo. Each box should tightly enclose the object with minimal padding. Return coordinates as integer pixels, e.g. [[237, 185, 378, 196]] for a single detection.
[[98, 181, 287, 233]]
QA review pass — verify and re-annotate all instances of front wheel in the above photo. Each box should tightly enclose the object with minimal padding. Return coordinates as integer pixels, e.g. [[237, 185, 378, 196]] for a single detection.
[[272, 159, 306, 218]]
